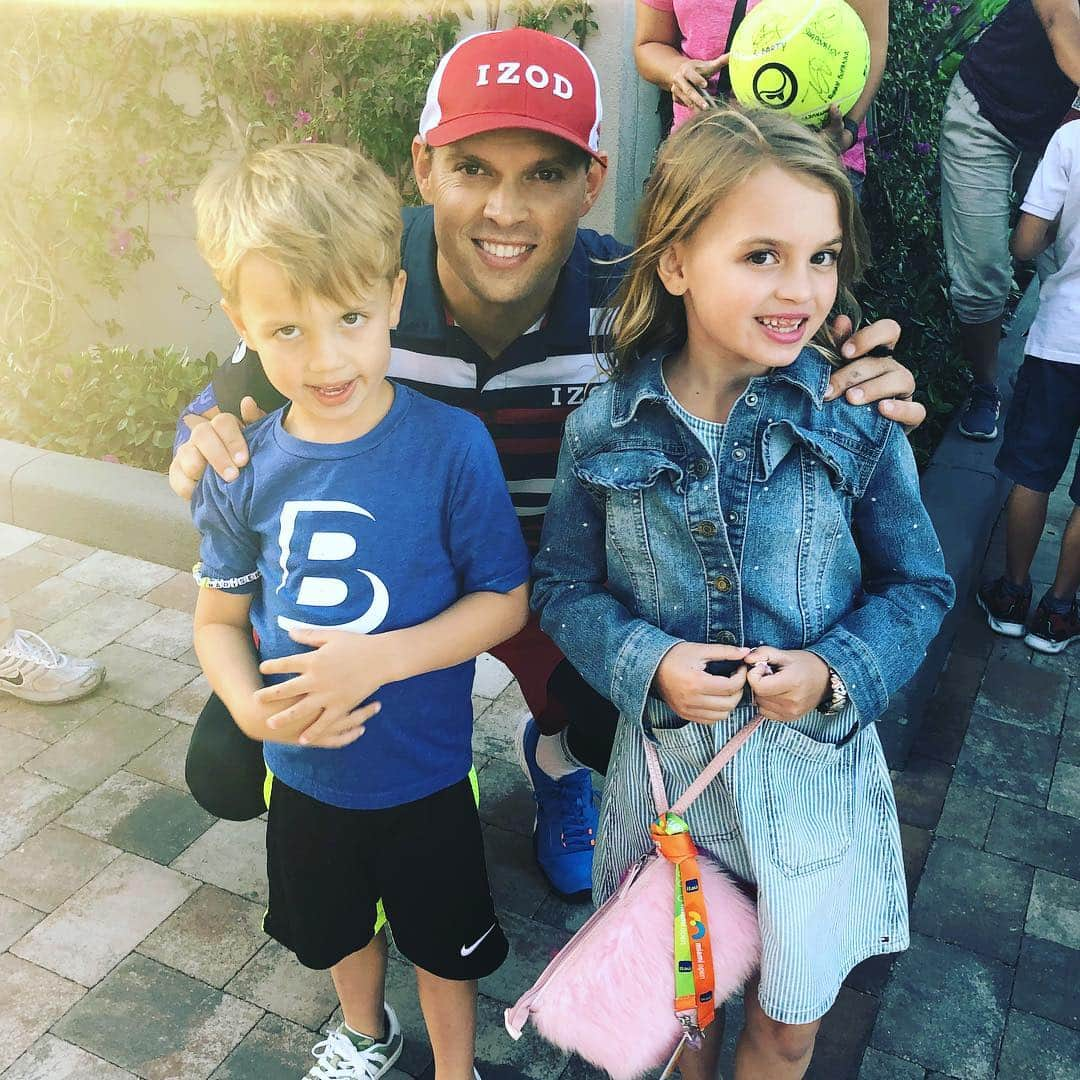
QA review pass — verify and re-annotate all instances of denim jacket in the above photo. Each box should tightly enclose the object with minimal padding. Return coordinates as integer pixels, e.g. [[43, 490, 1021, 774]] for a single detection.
[[531, 346, 955, 738]]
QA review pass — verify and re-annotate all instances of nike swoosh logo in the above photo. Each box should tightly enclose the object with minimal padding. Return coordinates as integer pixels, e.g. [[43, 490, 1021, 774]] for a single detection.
[[0, 673, 23, 685], [460, 923, 497, 957]]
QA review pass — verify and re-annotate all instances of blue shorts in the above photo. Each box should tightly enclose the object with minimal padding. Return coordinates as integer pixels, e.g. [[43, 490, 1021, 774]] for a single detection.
[[997, 355, 1080, 502]]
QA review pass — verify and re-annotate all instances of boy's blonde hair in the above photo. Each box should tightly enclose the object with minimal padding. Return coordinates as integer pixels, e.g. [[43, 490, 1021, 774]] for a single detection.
[[603, 106, 870, 375], [194, 142, 402, 306]]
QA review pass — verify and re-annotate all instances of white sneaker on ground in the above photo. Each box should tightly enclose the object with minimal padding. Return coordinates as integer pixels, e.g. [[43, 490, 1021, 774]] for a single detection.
[[0, 629, 105, 703], [305, 1004, 402, 1079]]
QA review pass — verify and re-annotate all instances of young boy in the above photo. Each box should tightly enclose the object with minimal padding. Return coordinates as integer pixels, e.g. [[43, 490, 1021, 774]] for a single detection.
[[978, 116, 1080, 653], [189, 143, 530, 1080]]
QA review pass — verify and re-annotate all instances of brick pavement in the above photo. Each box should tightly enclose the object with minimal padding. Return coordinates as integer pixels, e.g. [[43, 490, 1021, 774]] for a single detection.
[[0, 505, 1076, 1079]]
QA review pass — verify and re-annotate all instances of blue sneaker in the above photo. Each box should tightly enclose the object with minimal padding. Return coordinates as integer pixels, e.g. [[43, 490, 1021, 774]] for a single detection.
[[515, 716, 597, 901], [958, 382, 1000, 441]]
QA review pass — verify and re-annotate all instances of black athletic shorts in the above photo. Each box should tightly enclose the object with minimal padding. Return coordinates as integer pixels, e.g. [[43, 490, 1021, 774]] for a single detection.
[[264, 775, 508, 979]]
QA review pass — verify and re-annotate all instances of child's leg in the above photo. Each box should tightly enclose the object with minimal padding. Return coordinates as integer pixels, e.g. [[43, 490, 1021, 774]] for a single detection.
[[1005, 484, 1051, 586], [1049, 504, 1080, 600], [331, 928, 388, 1038], [733, 976, 821, 1079], [675, 1007, 725, 1080], [415, 967, 477, 1079]]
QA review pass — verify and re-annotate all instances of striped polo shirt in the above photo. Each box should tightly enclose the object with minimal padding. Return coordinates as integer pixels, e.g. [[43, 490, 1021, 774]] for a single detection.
[[195, 204, 628, 553]]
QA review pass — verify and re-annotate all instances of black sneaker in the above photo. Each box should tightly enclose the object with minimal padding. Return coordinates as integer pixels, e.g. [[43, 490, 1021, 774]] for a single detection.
[[958, 383, 1001, 441], [977, 576, 1031, 637], [1025, 597, 1080, 654]]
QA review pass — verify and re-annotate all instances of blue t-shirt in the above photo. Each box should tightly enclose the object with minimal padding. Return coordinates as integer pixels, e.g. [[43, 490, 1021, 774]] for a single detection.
[[191, 383, 530, 810]]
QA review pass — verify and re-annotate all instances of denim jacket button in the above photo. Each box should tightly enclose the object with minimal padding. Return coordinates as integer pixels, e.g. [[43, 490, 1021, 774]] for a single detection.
[[692, 459, 710, 478], [713, 575, 733, 592], [732, 448, 747, 461], [693, 521, 718, 538], [727, 511, 740, 525], [745, 393, 758, 406], [712, 630, 737, 645]]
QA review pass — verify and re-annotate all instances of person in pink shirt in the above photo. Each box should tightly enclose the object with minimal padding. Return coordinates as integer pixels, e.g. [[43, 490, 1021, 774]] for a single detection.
[[633, 0, 888, 197]]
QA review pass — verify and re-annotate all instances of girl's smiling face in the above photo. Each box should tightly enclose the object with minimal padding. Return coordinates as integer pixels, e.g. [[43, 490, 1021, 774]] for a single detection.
[[658, 164, 843, 379]]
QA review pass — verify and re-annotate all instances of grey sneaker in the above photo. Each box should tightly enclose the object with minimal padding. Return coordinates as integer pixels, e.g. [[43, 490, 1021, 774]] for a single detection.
[[0, 629, 105, 703], [305, 1005, 402, 1079]]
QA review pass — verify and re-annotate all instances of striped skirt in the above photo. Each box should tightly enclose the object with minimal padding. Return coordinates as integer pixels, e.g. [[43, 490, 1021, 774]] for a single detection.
[[593, 701, 909, 1025]]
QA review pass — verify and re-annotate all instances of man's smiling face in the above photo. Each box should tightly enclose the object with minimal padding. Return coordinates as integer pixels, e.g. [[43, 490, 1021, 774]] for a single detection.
[[413, 128, 605, 315]]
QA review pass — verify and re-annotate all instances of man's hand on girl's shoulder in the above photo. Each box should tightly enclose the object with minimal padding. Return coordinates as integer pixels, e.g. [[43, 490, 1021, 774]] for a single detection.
[[823, 316, 926, 430]]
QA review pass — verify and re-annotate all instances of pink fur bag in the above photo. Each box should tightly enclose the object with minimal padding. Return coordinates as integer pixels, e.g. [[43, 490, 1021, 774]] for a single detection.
[[505, 716, 762, 1080]]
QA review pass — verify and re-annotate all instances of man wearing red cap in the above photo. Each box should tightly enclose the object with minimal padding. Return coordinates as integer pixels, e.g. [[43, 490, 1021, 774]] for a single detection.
[[171, 27, 921, 906]]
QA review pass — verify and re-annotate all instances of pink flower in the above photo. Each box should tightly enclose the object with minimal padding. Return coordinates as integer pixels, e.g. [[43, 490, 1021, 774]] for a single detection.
[[264, 89, 278, 106], [136, 152, 151, 167], [294, 109, 313, 127], [107, 228, 133, 257], [102, 454, 120, 463]]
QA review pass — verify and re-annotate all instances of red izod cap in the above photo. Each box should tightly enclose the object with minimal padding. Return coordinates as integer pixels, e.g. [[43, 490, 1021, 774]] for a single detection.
[[418, 28, 603, 161]]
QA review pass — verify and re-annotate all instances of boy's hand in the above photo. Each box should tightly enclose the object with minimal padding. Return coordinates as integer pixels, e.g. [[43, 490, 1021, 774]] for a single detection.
[[824, 316, 926, 430], [654, 643, 750, 724], [169, 397, 266, 501], [255, 627, 398, 746], [744, 648, 831, 722], [242, 685, 377, 749]]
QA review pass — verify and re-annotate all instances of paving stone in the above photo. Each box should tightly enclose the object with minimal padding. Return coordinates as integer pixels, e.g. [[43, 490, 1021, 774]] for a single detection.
[[7, 575, 104, 624], [0, 893, 43, 949], [2, 1035, 136, 1079], [0, 726, 47, 776], [974, 658, 1067, 734], [1012, 934, 1080, 1030], [482, 823, 548, 919], [480, 908, 570, 1007], [806, 986, 879, 1080], [857, 1047, 925, 1079], [891, 755, 953, 829], [208, 1013, 324, 1080], [0, 547, 74, 602], [53, 953, 262, 1080], [0, 953, 86, 1072], [126, 724, 193, 790], [26, 704, 173, 792], [0, 769, 78, 857], [950, 607, 995, 661], [153, 670, 211, 725], [936, 782, 996, 847], [996, 1010, 1080, 1079], [533, 891, 592, 934], [62, 549, 175, 597], [1061, 704, 1080, 767], [1048, 760, 1080, 819], [935, 649, 986, 702], [475, 989, 572, 1079], [474, 653, 514, 700], [171, 816, 268, 904], [89, 642, 200, 709], [40, 594, 159, 658], [911, 691, 974, 765], [59, 770, 214, 863], [0, 523, 43, 558], [478, 757, 538, 837], [35, 535, 95, 560], [910, 838, 1032, 963], [139, 883, 267, 990], [143, 570, 199, 614], [1031, 647, 1080, 679], [117, 606, 194, 661], [900, 824, 931, 904], [954, 713, 1057, 807], [871, 934, 1011, 1079], [1027, 870, 1080, 951], [227, 939, 339, 1029], [473, 683, 528, 763], [0, 823, 119, 910], [844, 951, 897, 997], [0, 692, 111, 743], [987, 799, 1080, 879], [11, 851, 198, 986]]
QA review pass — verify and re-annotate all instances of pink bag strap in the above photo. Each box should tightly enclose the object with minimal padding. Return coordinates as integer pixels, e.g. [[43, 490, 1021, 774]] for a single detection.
[[642, 713, 764, 820]]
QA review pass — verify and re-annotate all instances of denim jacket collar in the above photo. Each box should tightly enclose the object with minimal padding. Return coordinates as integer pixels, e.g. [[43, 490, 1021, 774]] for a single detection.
[[610, 344, 832, 427]]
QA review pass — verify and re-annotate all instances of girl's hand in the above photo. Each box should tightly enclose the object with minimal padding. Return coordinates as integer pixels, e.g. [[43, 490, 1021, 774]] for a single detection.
[[654, 643, 750, 724], [744, 648, 831, 722], [255, 627, 395, 746], [671, 55, 729, 111], [822, 104, 856, 155]]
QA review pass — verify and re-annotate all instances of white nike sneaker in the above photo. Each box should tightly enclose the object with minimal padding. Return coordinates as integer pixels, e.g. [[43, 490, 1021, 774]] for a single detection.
[[0, 629, 105, 704], [305, 1005, 402, 1079]]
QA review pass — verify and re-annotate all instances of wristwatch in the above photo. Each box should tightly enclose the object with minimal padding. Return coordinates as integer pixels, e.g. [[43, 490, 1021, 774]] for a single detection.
[[820, 666, 849, 715], [842, 115, 860, 149]]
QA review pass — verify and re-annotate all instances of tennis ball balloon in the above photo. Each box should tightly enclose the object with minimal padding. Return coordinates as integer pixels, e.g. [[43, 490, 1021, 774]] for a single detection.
[[729, 0, 870, 129]]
